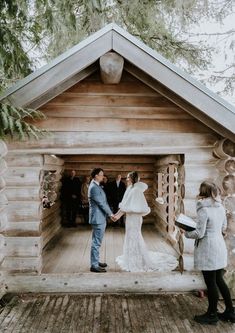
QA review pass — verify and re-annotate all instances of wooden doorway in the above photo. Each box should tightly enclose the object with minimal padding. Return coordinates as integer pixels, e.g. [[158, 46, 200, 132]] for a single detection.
[[41, 153, 185, 273]]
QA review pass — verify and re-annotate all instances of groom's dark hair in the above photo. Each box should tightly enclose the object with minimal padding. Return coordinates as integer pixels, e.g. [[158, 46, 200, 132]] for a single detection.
[[91, 168, 104, 179]]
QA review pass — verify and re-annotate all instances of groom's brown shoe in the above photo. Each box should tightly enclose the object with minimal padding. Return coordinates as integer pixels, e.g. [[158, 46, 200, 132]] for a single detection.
[[90, 266, 106, 273], [99, 262, 107, 268]]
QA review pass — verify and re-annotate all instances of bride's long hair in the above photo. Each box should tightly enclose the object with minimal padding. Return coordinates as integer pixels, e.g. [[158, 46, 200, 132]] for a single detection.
[[128, 171, 139, 185]]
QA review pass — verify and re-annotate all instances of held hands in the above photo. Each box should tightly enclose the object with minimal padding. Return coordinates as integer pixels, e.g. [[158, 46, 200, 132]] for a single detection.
[[110, 214, 118, 222], [110, 211, 124, 222]]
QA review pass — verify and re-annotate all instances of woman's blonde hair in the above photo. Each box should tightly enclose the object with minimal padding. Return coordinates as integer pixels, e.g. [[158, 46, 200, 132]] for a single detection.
[[198, 181, 221, 201]]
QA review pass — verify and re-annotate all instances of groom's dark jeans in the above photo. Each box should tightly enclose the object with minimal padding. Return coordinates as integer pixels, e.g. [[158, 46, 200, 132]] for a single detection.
[[91, 223, 106, 268]]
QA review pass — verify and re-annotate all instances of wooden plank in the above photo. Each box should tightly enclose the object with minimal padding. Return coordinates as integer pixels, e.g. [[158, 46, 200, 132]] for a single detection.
[[0, 294, 232, 333], [113, 30, 235, 138], [2, 256, 42, 273], [6, 221, 40, 231], [30, 118, 209, 133], [66, 78, 157, 94], [48, 93, 172, 106], [7, 132, 217, 151], [5, 154, 43, 167], [7, 201, 42, 222], [185, 165, 219, 182], [3, 236, 42, 256], [42, 105, 191, 120], [2, 272, 205, 293], [63, 155, 157, 163], [64, 162, 154, 171], [5, 167, 41, 186], [5, 187, 40, 201]]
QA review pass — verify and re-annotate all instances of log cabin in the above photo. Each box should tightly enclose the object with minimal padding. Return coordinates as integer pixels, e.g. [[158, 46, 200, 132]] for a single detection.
[[0, 23, 234, 296]]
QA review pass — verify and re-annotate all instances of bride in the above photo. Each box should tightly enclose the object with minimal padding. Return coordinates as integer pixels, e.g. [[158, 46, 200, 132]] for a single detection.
[[114, 171, 178, 272]]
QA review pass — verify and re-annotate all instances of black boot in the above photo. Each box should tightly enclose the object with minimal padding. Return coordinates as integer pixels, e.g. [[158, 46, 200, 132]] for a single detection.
[[218, 307, 235, 323], [194, 312, 218, 325]]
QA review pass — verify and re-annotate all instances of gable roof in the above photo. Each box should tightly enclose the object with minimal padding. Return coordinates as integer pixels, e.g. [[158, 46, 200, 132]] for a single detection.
[[1, 23, 234, 142]]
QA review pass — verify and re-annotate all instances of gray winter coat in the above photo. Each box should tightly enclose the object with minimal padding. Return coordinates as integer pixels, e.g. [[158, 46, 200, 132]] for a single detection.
[[185, 198, 227, 271]]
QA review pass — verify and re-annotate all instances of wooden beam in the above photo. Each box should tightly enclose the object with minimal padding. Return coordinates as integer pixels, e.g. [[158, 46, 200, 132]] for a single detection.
[[3, 272, 205, 293]]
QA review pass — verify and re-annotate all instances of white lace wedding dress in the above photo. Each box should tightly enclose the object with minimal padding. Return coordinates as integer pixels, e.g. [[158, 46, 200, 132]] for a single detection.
[[116, 182, 178, 272]]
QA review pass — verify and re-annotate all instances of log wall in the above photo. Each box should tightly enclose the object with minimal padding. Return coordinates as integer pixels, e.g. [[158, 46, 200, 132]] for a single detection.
[[7, 71, 218, 155], [1, 153, 63, 274], [213, 139, 235, 269]]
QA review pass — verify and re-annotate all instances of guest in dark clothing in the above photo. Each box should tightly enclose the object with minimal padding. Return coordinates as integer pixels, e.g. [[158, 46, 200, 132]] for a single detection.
[[108, 174, 126, 226], [100, 175, 109, 196], [61, 170, 81, 227], [81, 175, 90, 224]]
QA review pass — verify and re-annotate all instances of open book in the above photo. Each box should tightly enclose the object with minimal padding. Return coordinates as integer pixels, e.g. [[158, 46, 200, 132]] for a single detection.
[[175, 213, 196, 231]]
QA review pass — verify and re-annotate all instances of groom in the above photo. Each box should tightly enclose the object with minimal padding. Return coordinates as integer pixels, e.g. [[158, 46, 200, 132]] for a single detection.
[[89, 168, 115, 272]]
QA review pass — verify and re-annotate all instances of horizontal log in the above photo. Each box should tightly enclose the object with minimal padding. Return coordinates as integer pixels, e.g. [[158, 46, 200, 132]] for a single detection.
[[5, 154, 43, 167], [6, 221, 40, 231], [63, 155, 157, 164], [7, 132, 217, 151], [41, 105, 192, 120], [66, 79, 157, 94], [7, 201, 42, 222], [3, 236, 42, 256], [48, 93, 173, 107], [30, 118, 209, 133], [63, 170, 154, 180], [3, 271, 205, 293], [6, 187, 40, 201], [184, 148, 216, 164], [5, 167, 41, 186], [2, 256, 42, 273], [64, 162, 154, 172], [185, 165, 219, 182]]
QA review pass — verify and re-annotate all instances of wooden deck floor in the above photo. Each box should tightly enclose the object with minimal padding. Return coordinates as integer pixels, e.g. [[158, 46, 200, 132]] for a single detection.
[[1, 293, 234, 333], [42, 225, 180, 273]]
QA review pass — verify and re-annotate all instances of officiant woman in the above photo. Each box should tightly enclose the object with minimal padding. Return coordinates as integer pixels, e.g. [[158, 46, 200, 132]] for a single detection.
[[183, 181, 235, 325]]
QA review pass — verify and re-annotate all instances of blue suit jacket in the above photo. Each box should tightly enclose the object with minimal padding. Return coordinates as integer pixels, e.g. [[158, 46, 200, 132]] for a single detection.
[[88, 181, 112, 225]]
